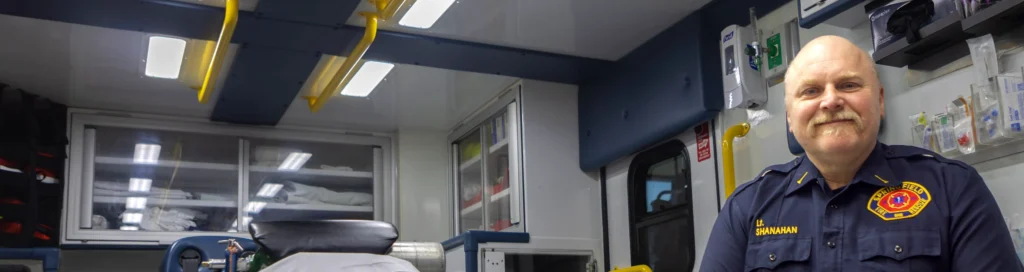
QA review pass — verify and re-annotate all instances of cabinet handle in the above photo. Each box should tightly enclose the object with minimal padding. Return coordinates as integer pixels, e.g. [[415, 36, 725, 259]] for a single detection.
[[507, 103, 523, 225], [80, 128, 96, 229]]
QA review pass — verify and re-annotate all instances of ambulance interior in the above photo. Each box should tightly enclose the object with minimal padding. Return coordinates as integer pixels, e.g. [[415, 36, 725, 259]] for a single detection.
[[0, 0, 1024, 271]]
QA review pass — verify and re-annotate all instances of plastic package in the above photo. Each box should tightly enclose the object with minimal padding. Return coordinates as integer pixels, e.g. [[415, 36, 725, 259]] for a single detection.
[[967, 34, 999, 88], [932, 113, 958, 154], [909, 112, 936, 151], [971, 82, 1013, 145], [948, 97, 976, 155], [995, 75, 1024, 136]]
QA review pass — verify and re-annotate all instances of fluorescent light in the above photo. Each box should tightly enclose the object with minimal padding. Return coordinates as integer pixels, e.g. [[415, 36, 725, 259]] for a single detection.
[[256, 183, 284, 197], [123, 212, 143, 224], [145, 36, 187, 79], [120, 226, 139, 231], [129, 178, 152, 192], [133, 144, 161, 164], [398, 0, 456, 29], [125, 197, 148, 209], [246, 201, 267, 213], [277, 152, 312, 171], [340, 61, 393, 97]]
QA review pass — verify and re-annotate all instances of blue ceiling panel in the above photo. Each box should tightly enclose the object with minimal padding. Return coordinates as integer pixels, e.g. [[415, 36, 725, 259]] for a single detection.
[[209, 45, 321, 125]]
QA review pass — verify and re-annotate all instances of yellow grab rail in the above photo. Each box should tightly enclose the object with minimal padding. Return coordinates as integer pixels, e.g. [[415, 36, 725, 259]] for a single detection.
[[723, 122, 750, 199], [197, 0, 238, 104], [306, 12, 379, 112], [380, 0, 409, 21], [610, 265, 652, 272]]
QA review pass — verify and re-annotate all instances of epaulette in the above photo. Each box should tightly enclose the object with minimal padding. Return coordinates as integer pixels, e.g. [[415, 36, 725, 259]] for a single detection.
[[755, 156, 801, 181], [884, 144, 970, 169]]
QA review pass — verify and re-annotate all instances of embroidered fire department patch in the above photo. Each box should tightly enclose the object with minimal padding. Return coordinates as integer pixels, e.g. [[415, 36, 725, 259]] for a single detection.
[[867, 181, 931, 221]]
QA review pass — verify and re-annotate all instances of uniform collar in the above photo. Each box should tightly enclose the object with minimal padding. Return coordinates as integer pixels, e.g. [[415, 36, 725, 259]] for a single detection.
[[785, 142, 900, 196]]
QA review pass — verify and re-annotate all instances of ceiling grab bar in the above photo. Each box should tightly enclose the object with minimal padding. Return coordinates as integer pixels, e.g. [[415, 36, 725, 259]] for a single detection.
[[197, 0, 238, 104], [306, 0, 411, 112], [723, 122, 750, 200], [306, 12, 379, 112], [610, 265, 653, 272]]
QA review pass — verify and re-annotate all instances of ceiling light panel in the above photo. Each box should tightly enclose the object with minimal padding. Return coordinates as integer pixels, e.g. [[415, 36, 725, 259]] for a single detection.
[[340, 61, 394, 97], [399, 0, 456, 29], [145, 36, 187, 79]]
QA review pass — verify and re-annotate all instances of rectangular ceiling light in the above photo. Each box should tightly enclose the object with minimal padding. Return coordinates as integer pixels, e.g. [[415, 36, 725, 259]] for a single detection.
[[398, 0, 456, 29], [145, 36, 187, 79], [129, 178, 153, 192], [122, 212, 143, 224], [126, 197, 148, 210], [120, 226, 139, 231], [133, 143, 161, 164], [256, 183, 284, 197], [277, 152, 312, 171], [246, 201, 267, 214], [340, 61, 394, 97]]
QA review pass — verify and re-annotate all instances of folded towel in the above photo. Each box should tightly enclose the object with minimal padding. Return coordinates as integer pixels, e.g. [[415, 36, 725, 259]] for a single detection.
[[94, 181, 193, 199], [284, 182, 373, 206]]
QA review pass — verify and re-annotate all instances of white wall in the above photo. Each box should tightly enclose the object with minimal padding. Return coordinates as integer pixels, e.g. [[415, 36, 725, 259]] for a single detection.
[[603, 122, 721, 271], [397, 128, 452, 242], [518, 80, 605, 265]]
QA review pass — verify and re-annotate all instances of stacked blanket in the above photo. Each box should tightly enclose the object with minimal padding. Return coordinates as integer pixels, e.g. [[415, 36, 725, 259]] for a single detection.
[[282, 182, 373, 206], [94, 181, 193, 199]]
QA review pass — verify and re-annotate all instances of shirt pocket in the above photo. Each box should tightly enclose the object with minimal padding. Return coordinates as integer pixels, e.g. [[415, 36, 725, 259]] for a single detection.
[[857, 228, 942, 272], [744, 237, 812, 272]]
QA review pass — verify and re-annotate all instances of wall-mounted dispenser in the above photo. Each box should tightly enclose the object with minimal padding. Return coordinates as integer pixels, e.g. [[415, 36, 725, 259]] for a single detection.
[[721, 24, 768, 109]]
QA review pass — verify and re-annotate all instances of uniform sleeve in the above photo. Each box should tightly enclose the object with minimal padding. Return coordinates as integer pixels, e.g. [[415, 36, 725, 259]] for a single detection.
[[699, 192, 750, 272], [949, 167, 1024, 272]]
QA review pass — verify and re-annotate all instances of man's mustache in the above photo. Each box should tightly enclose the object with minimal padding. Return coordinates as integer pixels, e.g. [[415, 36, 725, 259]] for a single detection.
[[806, 110, 863, 134]]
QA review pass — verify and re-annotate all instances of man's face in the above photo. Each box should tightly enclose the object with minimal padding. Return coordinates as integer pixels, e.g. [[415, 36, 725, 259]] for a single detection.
[[785, 37, 884, 156]]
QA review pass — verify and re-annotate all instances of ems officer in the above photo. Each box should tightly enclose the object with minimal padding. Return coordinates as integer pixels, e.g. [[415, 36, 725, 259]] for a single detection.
[[700, 35, 1024, 271]]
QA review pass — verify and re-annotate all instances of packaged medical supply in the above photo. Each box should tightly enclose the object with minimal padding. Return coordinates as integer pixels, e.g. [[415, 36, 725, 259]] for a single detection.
[[932, 113, 958, 154], [909, 112, 936, 151], [994, 75, 1024, 136], [949, 97, 976, 154]]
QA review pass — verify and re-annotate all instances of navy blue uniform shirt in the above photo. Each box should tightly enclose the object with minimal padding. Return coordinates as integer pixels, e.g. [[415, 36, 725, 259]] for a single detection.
[[700, 142, 1024, 271]]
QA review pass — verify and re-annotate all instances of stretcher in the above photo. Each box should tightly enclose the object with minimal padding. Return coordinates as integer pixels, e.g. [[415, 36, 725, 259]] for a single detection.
[[160, 220, 444, 272]]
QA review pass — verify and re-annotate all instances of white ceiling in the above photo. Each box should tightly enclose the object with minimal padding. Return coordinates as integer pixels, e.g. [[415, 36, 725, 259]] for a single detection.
[[0, 14, 516, 133], [346, 0, 713, 60], [0, 0, 709, 132]]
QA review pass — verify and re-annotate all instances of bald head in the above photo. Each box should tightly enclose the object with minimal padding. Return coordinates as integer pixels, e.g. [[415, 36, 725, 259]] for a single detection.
[[784, 35, 878, 99], [782, 35, 886, 189]]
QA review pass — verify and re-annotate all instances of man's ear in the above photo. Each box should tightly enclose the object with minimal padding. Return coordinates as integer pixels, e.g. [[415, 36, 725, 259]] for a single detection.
[[879, 87, 885, 118]]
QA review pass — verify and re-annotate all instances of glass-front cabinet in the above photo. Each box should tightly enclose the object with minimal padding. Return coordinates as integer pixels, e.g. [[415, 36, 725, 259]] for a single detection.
[[451, 85, 523, 234], [64, 113, 391, 245]]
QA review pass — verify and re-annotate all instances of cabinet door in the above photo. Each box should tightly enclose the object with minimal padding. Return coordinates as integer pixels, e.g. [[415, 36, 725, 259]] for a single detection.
[[83, 125, 239, 233], [481, 103, 522, 232], [242, 138, 377, 227], [454, 128, 485, 233]]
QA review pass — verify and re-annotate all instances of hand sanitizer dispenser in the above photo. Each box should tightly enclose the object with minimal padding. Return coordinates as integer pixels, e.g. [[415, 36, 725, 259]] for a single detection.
[[721, 24, 767, 109]]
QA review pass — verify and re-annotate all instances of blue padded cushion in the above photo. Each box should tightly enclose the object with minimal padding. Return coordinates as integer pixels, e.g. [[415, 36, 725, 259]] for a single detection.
[[787, 120, 805, 155], [160, 236, 257, 272]]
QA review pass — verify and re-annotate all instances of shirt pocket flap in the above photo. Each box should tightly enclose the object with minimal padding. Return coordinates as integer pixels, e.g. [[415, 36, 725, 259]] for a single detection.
[[745, 238, 812, 270], [858, 228, 941, 261]]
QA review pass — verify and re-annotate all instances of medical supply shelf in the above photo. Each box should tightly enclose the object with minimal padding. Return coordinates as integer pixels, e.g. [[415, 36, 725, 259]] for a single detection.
[[873, 0, 1024, 69], [63, 112, 392, 246], [450, 83, 523, 235]]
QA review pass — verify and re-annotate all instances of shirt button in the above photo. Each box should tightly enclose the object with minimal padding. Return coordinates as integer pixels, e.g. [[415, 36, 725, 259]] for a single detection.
[[829, 204, 839, 209], [894, 245, 903, 253], [827, 241, 836, 248], [769, 253, 777, 262]]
